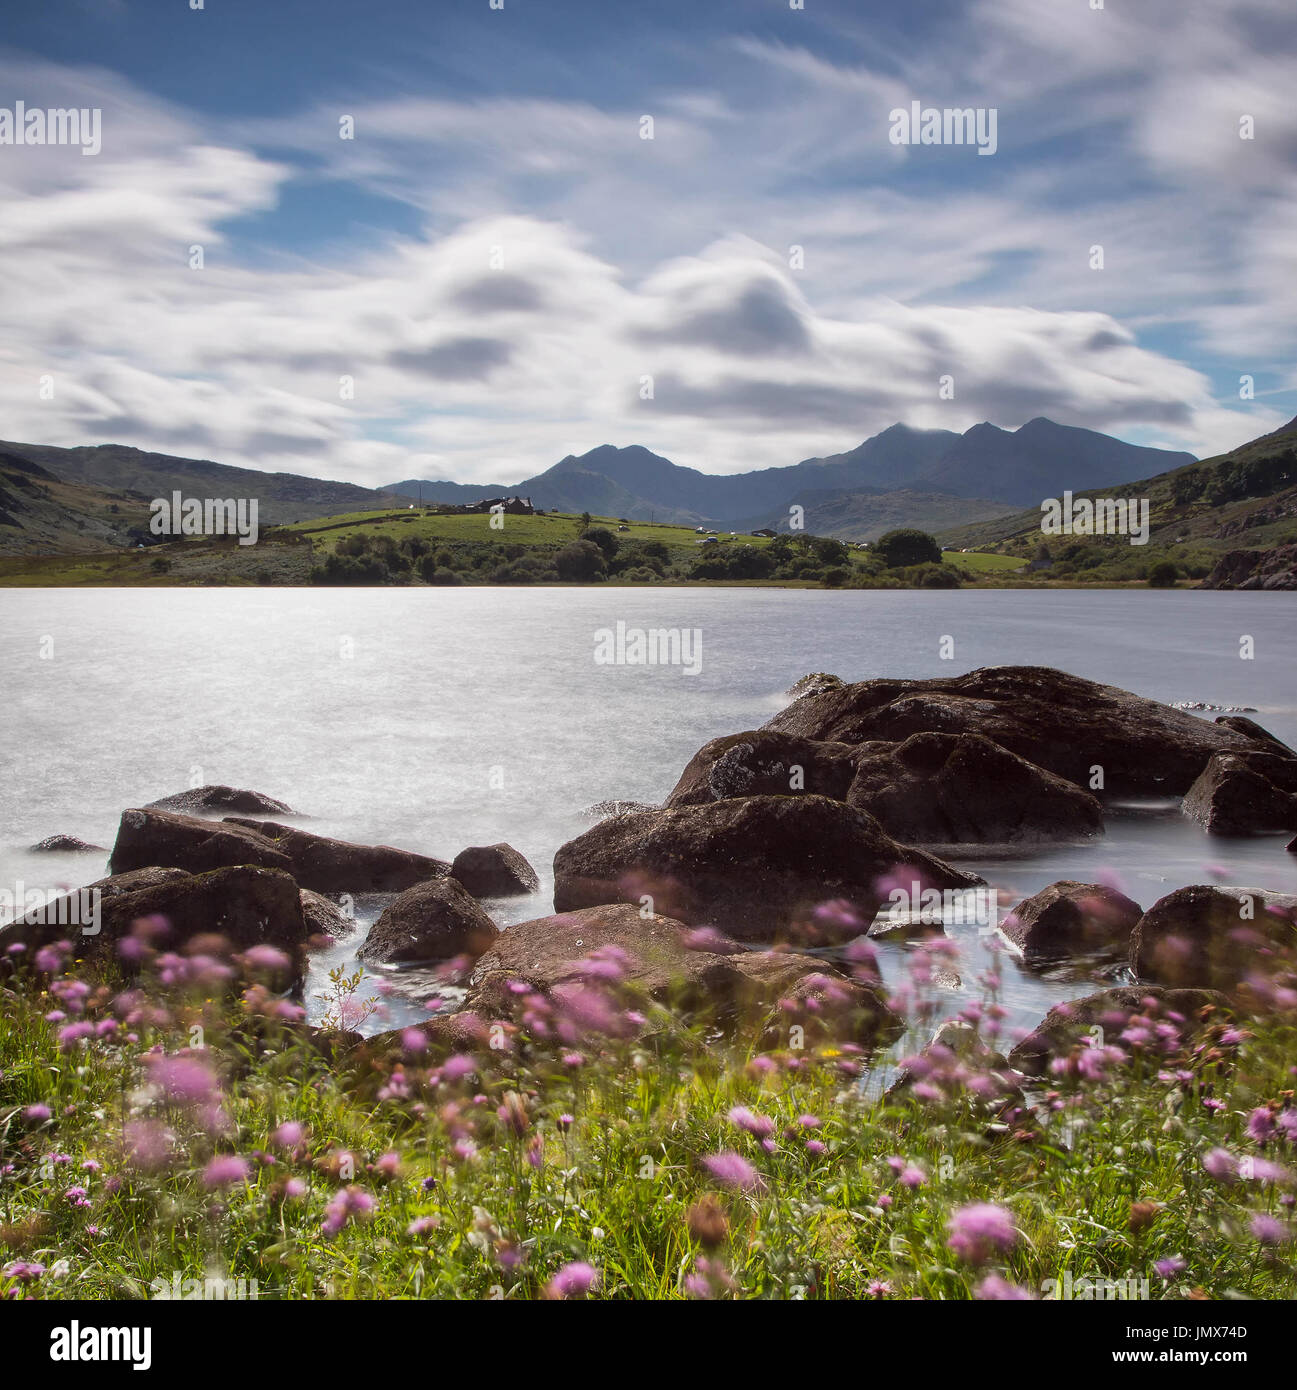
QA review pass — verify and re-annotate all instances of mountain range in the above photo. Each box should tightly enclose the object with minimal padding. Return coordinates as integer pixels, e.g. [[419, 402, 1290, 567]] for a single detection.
[[382, 418, 1196, 540], [0, 418, 1201, 553]]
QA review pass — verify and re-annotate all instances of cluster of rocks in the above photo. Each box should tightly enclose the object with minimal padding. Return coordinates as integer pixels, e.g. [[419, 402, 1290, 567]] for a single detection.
[[661, 665, 1297, 841], [3, 785, 544, 993]]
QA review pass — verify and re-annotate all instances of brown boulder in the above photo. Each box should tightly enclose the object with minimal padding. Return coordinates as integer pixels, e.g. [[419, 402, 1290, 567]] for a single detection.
[[450, 843, 540, 898], [763, 665, 1247, 797], [223, 818, 450, 893], [1130, 885, 1297, 992], [0, 864, 309, 988], [1181, 749, 1297, 835], [1008, 986, 1230, 1077], [663, 730, 856, 807], [1003, 880, 1143, 964], [845, 732, 1104, 844], [465, 904, 901, 1045], [109, 808, 294, 877], [552, 794, 980, 944], [358, 877, 499, 965]]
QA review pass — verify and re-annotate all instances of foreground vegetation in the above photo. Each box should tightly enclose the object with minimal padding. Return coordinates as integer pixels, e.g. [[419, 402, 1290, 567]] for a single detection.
[[2, 932, 1294, 1301]]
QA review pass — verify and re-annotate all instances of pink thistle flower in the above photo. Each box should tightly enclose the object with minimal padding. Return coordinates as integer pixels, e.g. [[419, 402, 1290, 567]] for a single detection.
[[1249, 1213, 1287, 1245], [544, 1261, 598, 1299], [727, 1106, 775, 1140], [22, 1104, 51, 1123], [946, 1203, 1018, 1265], [202, 1155, 250, 1189], [702, 1150, 764, 1193], [1154, 1255, 1186, 1279], [976, 1274, 1032, 1300]]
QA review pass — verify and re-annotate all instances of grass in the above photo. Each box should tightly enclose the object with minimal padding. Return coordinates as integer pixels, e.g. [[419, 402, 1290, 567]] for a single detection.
[[2, 937, 1294, 1301]]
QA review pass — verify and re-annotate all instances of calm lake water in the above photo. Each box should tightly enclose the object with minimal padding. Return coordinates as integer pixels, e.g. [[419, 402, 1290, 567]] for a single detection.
[[2, 587, 1295, 1041]]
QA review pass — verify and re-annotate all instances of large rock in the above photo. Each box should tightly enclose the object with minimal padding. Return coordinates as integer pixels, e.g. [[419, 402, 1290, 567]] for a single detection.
[[664, 730, 857, 808], [763, 665, 1248, 798], [465, 903, 901, 1044], [1181, 749, 1297, 835], [223, 818, 449, 894], [1130, 885, 1297, 992], [450, 843, 540, 898], [0, 864, 308, 988], [1003, 880, 1143, 964], [552, 794, 980, 944], [358, 878, 499, 965], [109, 808, 295, 877], [845, 732, 1104, 845], [144, 785, 295, 817], [1198, 544, 1297, 591], [1008, 986, 1231, 1077]]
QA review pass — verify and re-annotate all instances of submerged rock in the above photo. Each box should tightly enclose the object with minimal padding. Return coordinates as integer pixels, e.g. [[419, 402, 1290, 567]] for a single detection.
[[144, 785, 296, 817], [358, 878, 499, 966], [1003, 880, 1143, 965], [763, 665, 1247, 798], [450, 843, 540, 898], [552, 793, 980, 944], [28, 834, 104, 853]]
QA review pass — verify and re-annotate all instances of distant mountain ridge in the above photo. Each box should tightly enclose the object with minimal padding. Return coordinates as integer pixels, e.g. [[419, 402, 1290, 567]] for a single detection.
[[382, 419, 1196, 533], [0, 417, 1199, 552]]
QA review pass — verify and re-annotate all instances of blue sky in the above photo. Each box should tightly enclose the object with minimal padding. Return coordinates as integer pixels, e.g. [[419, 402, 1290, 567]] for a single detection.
[[1, 0, 1293, 485]]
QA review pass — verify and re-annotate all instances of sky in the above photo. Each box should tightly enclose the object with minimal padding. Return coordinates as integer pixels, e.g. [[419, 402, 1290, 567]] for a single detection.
[[1, 0, 1294, 487]]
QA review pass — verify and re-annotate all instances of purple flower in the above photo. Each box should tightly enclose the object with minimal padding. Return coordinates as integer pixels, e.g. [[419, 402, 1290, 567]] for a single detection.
[[202, 1155, 250, 1189], [1154, 1255, 1186, 1278], [976, 1274, 1032, 1300], [702, 1150, 763, 1193], [149, 1055, 218, 1108], [1202, 1147, 1237, 1181], [947, 1203, 1018, 1265], [22, 1104, 51, 1123], [272, 1121, 305, 1150], [1249, 1213, 1287, 1245], [727, 1106, 775, 1140], [1248, 1108, 1277, 1144], [545, 1261, 598, 1299]]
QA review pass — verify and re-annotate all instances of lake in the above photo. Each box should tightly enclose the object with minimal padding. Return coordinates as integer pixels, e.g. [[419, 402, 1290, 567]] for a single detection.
[[2, 586, 1295, 1039]]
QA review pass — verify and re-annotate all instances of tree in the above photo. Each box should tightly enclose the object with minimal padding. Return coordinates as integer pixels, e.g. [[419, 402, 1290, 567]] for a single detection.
[[875, 528, 942, 567], [579, 526, 619, 559], [579, 511, 593, 530], [1147, 561, 1179, 588], [812, 536, 850, 567], [555, 539, 607, 582]]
